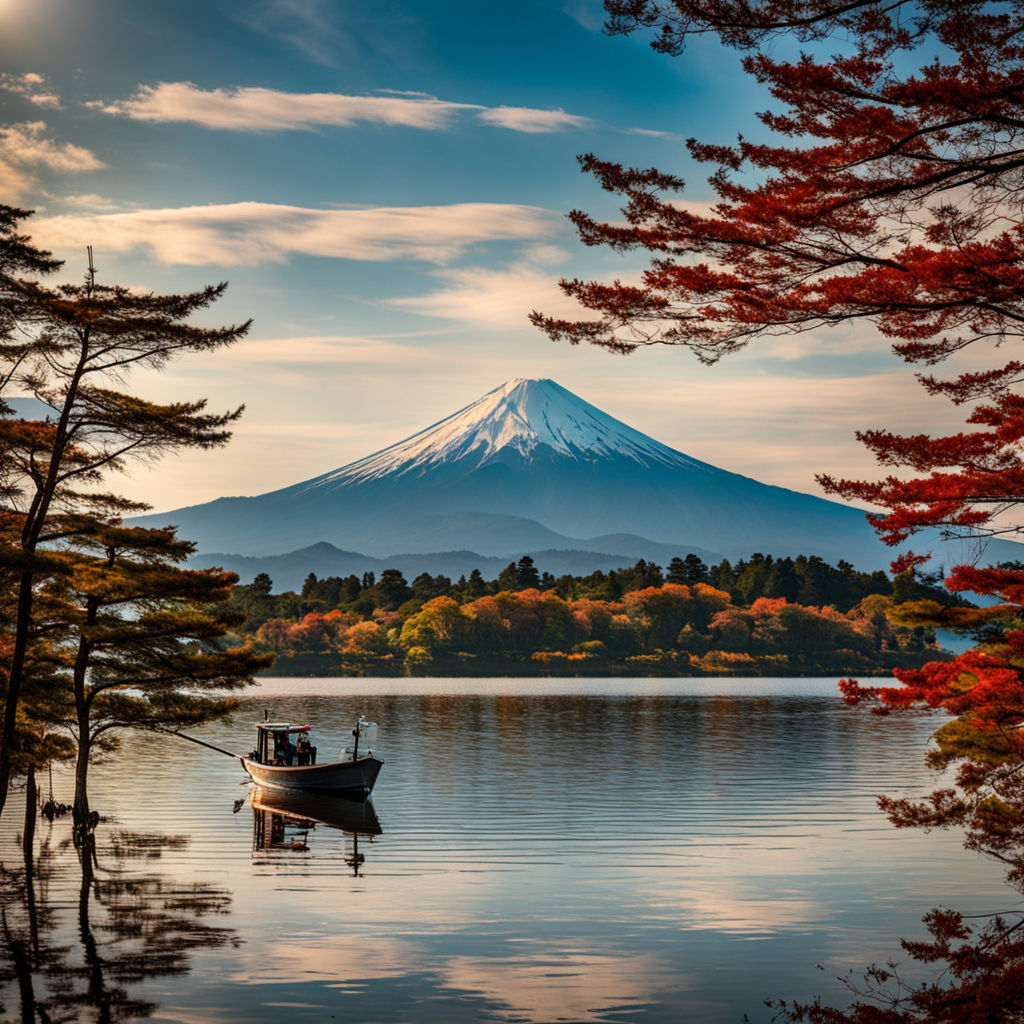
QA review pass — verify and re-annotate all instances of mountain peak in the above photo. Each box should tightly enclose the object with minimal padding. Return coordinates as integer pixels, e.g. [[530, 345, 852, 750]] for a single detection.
[[306, 378, 706, 488]]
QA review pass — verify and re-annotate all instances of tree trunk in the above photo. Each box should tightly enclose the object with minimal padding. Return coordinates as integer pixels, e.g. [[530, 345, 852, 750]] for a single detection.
[[0, 341, 89, 822], [0, 570, 37, 821], [71, 626, 94, 843], [72, 728, 91, 842]]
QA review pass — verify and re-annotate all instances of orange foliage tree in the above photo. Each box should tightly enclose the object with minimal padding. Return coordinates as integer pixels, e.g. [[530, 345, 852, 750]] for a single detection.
[[533, 1, 1024, 1019]]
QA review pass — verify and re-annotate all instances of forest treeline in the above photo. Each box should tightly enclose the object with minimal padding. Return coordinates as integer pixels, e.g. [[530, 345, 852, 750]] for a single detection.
[[223, 552, 962, 676]]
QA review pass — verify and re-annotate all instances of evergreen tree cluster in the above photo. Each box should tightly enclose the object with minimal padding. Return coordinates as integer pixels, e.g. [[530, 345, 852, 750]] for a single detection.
[[223, 552, 958, 677], [230, 551, 960, 634]]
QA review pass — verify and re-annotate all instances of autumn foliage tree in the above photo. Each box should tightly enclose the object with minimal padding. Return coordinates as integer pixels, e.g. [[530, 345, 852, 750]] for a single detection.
[[533, 1, 1024, 1019]]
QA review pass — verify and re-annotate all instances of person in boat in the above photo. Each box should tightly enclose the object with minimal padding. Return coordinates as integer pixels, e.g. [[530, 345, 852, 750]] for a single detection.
[[296, 733, 312, 765], [274, 733, 295, 765]]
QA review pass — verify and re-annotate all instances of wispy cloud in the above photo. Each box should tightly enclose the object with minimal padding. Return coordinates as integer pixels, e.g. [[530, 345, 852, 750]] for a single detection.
[[93, 82, 596, 135], [0, 160, 36, 201], [241, 0, 352, 67], [235, 334, 432, 367], [93, 83, 477, 131], [0, 72, 62, 109], [30, 201, 560, 266], [627, 127, 682, 140], [0, 121, 104, 201], [560, 0, 607, 30], [55, 193, 132, 211], [477, 106, 593, 133], [388, 259, 585, 329], [592, 369, 949, 496]]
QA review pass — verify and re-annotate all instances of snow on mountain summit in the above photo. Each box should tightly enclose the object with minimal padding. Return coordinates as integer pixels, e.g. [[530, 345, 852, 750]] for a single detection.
[[307, 378, 706, 488]]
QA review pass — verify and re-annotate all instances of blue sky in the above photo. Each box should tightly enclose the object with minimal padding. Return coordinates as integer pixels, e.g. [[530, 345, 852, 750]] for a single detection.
[[0, 0, 946, 514]]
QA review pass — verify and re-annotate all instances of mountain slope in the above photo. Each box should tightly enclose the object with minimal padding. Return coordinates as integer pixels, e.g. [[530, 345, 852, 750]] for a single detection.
[[303, 377, 705, 487], [133, 378, 982, 571]]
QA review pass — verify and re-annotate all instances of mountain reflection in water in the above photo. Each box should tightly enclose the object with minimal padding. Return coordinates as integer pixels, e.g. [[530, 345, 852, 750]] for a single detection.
[[0, 678, 1014, 1023]]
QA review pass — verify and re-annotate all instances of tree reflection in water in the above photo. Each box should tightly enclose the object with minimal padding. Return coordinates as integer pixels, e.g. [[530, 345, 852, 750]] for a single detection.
[[0, 797, 237, 1022]]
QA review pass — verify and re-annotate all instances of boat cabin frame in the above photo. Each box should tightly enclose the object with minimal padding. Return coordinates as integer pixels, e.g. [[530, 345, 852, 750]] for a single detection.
[[254, 723, 311, 766]]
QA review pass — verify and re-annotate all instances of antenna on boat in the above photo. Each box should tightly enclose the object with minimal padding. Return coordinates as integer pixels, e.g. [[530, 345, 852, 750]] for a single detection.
[[264, 709, 269, 721]]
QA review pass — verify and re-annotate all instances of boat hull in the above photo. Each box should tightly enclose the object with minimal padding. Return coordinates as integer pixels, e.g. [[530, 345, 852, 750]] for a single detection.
[[241, 755, 382, 799]]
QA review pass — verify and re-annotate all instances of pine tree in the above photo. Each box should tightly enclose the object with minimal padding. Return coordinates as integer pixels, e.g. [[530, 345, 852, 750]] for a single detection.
[[515, 555, 541, 590], [666, 557, 687, 585], [370, 569, 410, 610], [0, 210, 252, 818], [496, 562, 519, 591], [467, 568, 487, 597], [43, 520, 272, 831]]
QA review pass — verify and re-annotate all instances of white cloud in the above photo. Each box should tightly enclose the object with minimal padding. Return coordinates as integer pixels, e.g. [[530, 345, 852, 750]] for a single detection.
[[29, 201, 560, 266], [235, 334, 434, 366], [388, 261, 585, 329], [0, 72, 62, 109], [93, 82, 596, 135], [94, 82, 477, 131], [0, 122, 103, 173], [0, 161, 32, 201], [56, 193, 131, 211], [628, 127, 682, 140], [476, 106, 593, 133], [0, 121, 104, 201], [521, 243, 570, 265]]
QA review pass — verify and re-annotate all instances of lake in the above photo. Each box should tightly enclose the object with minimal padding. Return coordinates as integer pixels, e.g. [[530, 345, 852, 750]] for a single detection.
[[0, 677, 1010, 1023]]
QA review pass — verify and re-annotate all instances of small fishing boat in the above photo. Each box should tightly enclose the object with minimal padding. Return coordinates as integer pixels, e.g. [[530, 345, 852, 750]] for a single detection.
[[240, 714, 383, 799]]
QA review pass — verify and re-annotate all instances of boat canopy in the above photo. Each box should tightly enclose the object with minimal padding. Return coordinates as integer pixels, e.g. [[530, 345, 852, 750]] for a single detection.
[[256, 723, 311, 735]]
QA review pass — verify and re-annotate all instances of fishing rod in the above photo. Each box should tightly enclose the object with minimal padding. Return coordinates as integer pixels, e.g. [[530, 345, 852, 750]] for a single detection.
[[160, 729, 244, 761]]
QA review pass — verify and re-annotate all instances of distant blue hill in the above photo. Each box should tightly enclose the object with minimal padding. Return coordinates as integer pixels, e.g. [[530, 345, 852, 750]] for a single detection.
[[193, 539, 728, 592]]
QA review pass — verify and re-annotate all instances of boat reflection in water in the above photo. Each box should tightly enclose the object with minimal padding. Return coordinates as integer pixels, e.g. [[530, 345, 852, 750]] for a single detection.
[[249, 786, 381, 874]]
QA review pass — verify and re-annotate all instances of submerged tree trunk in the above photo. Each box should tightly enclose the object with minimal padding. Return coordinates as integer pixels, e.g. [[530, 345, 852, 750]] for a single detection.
[[72, 730, 92, 842], [72, 664, 93, 841], [0, 572, 38, 821], [71, 630, 94, 842]]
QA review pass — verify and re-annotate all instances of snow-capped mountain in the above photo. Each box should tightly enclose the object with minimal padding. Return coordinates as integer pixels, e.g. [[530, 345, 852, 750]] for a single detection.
[[306, 378, 705, 488], [133, 377, 943, 573]]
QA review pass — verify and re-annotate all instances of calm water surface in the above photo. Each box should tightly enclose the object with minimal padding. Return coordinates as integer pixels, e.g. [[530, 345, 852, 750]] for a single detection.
[[0, 677, 1011, 1023]]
